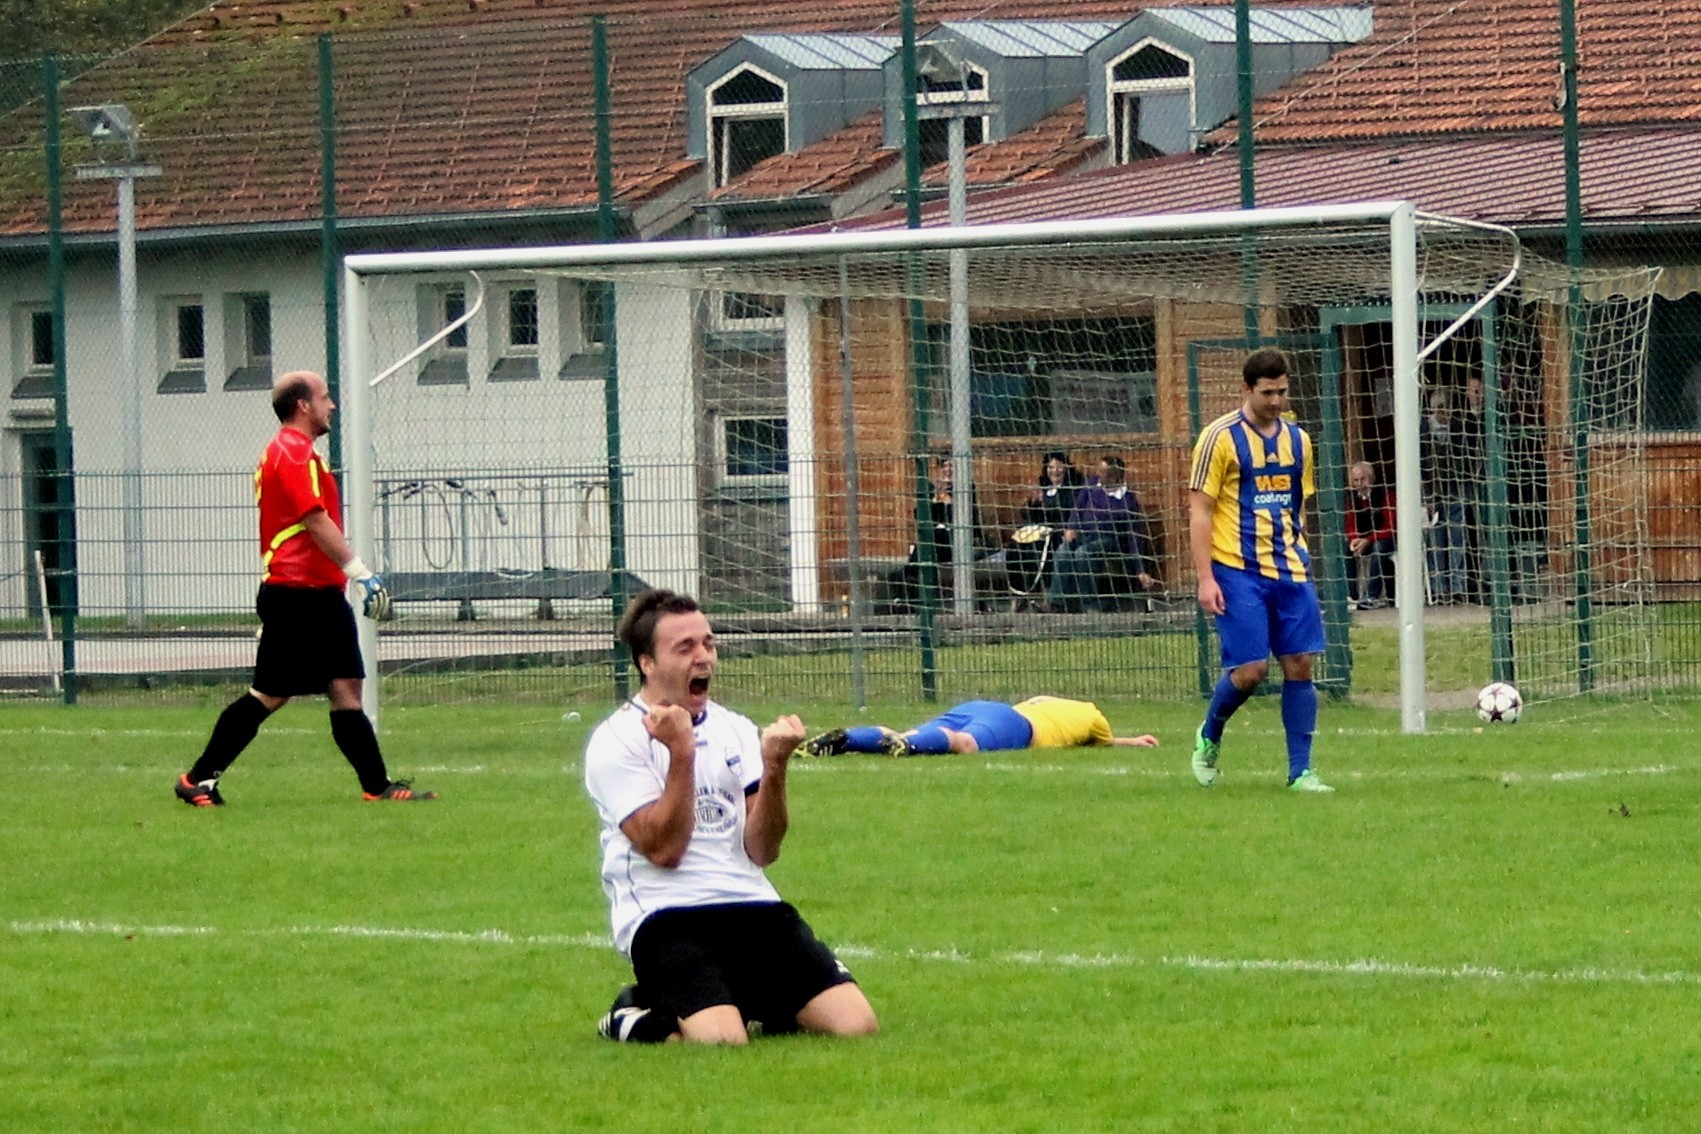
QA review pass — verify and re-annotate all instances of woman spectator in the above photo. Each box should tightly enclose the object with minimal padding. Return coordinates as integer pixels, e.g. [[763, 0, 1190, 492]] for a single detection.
[[1008, 451, 1084, 610]]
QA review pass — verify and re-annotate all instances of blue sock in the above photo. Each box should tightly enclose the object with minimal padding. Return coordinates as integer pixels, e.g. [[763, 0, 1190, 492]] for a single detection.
[[1282, 679, 1317, 781], [1202, 673, 1253, 743], [903, 725, 952, 755], [843, 727, 886, 753]]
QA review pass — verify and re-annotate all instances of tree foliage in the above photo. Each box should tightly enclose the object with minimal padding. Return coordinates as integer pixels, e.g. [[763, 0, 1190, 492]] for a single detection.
[[0, 0, 210, 57]]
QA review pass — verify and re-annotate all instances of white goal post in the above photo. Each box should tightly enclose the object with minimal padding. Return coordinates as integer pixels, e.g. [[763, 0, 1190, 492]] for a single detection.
[[341, 200, 1655, 734]]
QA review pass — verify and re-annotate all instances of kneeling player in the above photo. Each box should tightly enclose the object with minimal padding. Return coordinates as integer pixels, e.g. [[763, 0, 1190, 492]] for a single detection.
[[801, 696, 1159, 757], [585, 589, 877, 1045]]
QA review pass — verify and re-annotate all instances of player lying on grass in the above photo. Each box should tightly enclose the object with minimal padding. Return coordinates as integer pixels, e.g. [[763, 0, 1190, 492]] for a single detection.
[[800, 696, 1159, 757], [584, 588, 878, 1045]]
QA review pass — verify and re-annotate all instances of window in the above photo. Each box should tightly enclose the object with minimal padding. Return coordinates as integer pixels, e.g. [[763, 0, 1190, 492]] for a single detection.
[[418, 284, 469, 386], [721, 416, 789, 481], [507, 287, 538, 350], [580, 281, 609, 349], [442, 287, 468, 350], [708, 65, 787, 187], [491, 284, 540, 381], [926, 316, 1159, 437], [176, 303, 205, 366], [1647, 293, 1701, 430], [158, 298, 206, 393], [916, 60, 989, 168], [28, 309, 53, 370], [224, 293, 273, 391], [710, 290, 785, 332], [1107, 41, 1194, 163], [244, 294, 272, 363], [12, 304, 54, 398]]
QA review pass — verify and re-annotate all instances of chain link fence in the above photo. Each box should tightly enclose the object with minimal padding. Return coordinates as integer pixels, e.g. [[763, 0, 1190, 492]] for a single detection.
[[0, 6, 1692, 710]]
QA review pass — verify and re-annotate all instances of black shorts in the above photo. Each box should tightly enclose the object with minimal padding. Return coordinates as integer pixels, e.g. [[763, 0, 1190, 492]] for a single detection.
[[629, 901, 855, 1030], [252, 584, 364, 698]]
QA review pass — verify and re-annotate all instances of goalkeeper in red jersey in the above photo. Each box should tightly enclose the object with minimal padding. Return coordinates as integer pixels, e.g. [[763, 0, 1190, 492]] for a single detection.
[[174, 371, 434, 806]]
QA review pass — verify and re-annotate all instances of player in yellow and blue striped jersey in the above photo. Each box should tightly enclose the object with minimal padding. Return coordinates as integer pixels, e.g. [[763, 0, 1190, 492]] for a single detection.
[[1188, 348, 1333, 793]]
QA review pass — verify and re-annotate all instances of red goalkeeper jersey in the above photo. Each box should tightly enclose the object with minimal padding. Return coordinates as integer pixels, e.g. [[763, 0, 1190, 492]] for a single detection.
[[254, 426, 343, 587]]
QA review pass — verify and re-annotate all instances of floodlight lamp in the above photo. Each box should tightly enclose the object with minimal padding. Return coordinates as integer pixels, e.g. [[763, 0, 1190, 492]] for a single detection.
[[68, 103, 141, 158]]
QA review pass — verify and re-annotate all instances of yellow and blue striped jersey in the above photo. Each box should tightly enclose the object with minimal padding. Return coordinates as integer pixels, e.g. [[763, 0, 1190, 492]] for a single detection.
[[1012, 696, 1115, 749], [1189, 409, 1315, 581]]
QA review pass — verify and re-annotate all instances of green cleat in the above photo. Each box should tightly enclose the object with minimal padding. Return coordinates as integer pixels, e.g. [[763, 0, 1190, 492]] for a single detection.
[[1191, 726, 1220, 786], [1288, 770, 1335, 793]]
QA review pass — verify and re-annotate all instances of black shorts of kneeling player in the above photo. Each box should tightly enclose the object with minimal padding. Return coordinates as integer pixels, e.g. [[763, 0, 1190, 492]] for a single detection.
[[252, 584, 365, 698], [629, 900, 855, 1032]]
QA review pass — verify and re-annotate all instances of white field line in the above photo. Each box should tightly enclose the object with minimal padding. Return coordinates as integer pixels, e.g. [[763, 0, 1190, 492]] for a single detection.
[[9, 917, 1699, 988]]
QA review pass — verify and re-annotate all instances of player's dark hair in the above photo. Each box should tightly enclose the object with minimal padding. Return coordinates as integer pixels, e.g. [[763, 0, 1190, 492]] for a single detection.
[[618, 589, 702, 676], [1100, 454, 1126, 478], [1243, 347, 1290, 387], [272, 374, 315, 422]]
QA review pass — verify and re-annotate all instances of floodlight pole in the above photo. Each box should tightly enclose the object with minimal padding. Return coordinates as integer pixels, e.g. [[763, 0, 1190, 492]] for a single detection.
[[918, 42, 990, 616], [947, 114, 973, 616], [73, 106, 160, 630]]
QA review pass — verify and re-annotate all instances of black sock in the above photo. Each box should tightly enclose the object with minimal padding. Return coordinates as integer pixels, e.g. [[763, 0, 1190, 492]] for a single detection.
[[329, 709, 390, 795], [187, 693, 273, 783]]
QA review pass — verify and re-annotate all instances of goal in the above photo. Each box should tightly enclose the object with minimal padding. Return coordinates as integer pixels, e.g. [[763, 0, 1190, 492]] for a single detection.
[[341, 202, 1660, 732]]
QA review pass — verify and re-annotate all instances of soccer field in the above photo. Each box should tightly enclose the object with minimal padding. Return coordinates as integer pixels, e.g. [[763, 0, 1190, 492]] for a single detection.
[[4, 695, 1700, 1133]]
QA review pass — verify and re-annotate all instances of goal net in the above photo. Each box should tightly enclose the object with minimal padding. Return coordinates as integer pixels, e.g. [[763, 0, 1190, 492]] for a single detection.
[[342, 204, 1660, 730]]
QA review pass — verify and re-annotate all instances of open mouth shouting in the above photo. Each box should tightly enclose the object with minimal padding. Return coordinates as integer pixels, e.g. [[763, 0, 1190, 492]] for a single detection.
[[687, 674, 711, 698]]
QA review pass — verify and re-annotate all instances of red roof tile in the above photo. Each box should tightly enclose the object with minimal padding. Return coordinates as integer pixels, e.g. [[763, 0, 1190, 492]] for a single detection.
[[4, 0, 1694, 238], [0, 0, 1337, 237], [823, 127, 1701, 230], [1233, 0, 1701, 144]]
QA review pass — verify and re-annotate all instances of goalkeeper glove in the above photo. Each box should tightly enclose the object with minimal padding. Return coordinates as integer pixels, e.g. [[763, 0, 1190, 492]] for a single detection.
[[343, 558, 392, 621]]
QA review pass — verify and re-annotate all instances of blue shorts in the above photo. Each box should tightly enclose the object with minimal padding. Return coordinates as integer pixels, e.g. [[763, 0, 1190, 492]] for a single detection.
[[1211, 563, 1326, 669], [916, 701, 1034, 752]]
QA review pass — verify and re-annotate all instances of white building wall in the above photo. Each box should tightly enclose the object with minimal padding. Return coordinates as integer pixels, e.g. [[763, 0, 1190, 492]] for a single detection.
[[0, 246, 704, 619]]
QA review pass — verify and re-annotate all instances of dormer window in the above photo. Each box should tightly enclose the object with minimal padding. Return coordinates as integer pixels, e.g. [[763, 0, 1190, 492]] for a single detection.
[[709, 65, 788, 186], [916, 61, 989, 168], [1107, 41, 1193, 163]]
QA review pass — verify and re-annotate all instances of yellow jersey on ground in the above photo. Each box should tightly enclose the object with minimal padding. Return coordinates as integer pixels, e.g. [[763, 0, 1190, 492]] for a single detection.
[[1012, 696, 1114, 749]]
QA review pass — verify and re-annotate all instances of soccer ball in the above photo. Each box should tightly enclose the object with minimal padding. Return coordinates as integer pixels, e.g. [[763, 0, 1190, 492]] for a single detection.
[[1476, 682, 1522, 724]]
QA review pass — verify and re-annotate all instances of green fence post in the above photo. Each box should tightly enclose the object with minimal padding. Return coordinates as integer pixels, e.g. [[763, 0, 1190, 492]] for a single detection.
[[1186, 344, 1212, 699], [592, 14, 631, 700], [319, 34, 342, 473], [1481, 303, 1515, 684], [901, 0, 938, 702], [43, 54, 77, 704], [1560, 0, 1593, 692], [1316, 335, 1353, 696]]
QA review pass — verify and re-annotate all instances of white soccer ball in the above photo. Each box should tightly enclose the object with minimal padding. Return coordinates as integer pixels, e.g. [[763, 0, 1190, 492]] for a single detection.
[[1476, 681, 1522, 724]]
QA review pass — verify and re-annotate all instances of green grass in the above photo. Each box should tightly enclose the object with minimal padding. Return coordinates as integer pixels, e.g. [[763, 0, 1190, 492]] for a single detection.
[[5, 696, 1701, 1132]]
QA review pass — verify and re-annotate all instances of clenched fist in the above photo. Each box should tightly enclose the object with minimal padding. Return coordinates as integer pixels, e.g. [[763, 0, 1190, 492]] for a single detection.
[[760, 714, 806, 766], [644, 701, 696, 757]]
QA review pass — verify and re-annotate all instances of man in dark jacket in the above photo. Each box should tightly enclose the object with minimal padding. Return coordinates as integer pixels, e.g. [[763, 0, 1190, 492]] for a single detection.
[[1045, 456, 1157, 612]]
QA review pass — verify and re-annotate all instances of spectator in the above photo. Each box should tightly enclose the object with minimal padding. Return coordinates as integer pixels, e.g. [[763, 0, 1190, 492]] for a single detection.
[[887, 455, 983, 613], [1045, 456, 1157, 612], [1344, 461, 1395, 609], [1006, 450, 1084, 610]]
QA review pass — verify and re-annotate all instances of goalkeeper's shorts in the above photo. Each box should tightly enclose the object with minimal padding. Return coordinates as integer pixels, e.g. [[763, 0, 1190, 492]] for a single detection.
[[253, 583, 365, 697]]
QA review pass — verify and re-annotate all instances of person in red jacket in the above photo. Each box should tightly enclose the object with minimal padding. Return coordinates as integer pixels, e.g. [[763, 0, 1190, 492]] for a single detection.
[[1344, 461, 1396, 610], [174, 371, 434, 806]]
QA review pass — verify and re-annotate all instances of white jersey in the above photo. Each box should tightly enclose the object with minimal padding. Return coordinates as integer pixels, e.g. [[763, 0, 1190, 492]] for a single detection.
[[583, 696, 781, 954]]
